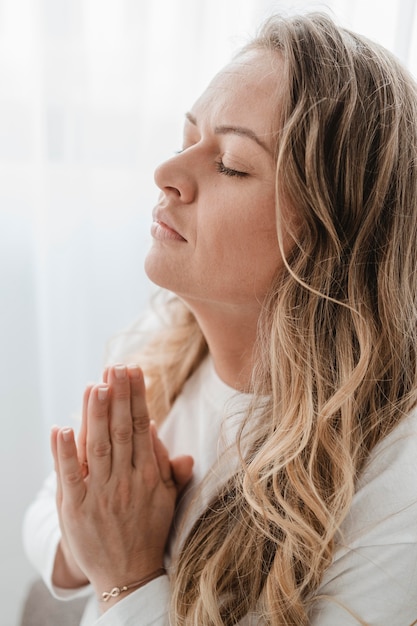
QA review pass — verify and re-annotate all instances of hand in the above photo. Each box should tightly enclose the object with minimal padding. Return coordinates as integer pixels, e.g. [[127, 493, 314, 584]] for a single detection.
[[76, 381, 96, 479], [51, 426, 90, 589], [76, 368, 110, 476], [51, 364, 193, 607], [50, 380, 101, 589]]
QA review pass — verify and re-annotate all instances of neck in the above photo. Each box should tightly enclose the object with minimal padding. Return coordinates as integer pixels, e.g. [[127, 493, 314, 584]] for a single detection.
[[183, 299, 260, 392]]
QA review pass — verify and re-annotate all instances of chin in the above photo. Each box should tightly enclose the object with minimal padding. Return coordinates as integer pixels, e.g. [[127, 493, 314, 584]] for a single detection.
[[144, 254, 165, 288], [144, 251, 180, 292]]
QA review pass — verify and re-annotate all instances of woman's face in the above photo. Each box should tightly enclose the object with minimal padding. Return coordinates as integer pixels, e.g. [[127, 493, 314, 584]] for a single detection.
[[145, 48, 289, 312]]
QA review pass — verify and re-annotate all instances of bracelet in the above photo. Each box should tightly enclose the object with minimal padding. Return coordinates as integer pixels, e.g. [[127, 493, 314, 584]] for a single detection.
[[101, 567, 166, 602]]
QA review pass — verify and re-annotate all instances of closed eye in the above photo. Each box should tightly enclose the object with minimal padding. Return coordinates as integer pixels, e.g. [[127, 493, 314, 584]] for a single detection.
[[215, 160, 249, 178]]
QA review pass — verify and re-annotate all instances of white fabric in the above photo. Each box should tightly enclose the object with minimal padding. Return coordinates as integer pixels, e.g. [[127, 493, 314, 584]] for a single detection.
[[6, 4, 417, 624], [24, 355, 417, 625], [3, 0, 417, 459]]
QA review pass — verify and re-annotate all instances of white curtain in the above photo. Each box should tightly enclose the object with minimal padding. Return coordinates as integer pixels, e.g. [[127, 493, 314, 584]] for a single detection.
[[1, 1, 416, 624]]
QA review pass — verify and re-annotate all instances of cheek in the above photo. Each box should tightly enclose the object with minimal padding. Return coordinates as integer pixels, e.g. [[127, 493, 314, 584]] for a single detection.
[[203, 203, 280, 283], [235, 197, 279, 261]]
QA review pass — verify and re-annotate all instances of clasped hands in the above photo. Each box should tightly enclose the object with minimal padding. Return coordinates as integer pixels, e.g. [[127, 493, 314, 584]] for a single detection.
[[50, 364, 193, 609]]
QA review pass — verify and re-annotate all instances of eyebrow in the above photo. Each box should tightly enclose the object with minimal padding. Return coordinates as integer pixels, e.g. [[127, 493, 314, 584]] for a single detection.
[[185, 111, 272, 155]]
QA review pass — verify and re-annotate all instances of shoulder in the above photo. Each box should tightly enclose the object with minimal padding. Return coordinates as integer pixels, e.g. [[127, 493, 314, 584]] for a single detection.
[[310, 408, 417, 624], [352, 406, 417, 532], [339, 407, 417, 547]]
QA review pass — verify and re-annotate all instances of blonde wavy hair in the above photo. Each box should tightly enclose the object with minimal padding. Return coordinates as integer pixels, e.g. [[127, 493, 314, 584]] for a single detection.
[[137, 13, 417, 625]]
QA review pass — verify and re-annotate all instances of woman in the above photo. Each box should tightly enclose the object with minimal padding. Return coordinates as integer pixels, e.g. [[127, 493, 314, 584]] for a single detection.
[[24, 12, 417, 625]]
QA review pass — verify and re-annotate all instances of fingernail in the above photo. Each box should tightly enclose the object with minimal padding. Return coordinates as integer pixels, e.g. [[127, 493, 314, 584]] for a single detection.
[[62, 428, 73, 443], [98, 385, 109, 401], [114, 364, 127, 379], [127, 364, 141, 378]]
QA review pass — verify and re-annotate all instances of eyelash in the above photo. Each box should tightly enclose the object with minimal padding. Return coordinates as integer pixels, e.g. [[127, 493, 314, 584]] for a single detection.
[[215, 160, 248, 179], [175, 149, 248, 179]]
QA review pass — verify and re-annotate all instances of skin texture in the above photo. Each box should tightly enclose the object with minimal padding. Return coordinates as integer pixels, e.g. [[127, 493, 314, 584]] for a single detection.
[[51, 365, 193, 611], [145, 49, 290, 390], [146, 49, 282, 307], [52, 49, 287, 609]]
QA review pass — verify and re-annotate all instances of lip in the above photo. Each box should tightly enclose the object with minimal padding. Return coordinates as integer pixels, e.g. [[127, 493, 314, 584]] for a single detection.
[[151, 208, 187, 242]]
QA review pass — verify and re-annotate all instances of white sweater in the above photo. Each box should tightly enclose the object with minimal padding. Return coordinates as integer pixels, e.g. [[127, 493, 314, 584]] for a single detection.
[[23, 356, 417, 625]]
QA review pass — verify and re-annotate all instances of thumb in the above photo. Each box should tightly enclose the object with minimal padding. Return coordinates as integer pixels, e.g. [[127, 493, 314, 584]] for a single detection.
[[149, 422, 194, 492], [171, 455, 194, 493]]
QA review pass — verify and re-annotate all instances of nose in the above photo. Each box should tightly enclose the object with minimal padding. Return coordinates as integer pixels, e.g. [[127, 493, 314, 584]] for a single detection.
[[154, 152, 196, 204]]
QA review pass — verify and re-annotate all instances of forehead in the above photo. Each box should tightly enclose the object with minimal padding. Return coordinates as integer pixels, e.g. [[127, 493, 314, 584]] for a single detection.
[[191, 48, 284, 140]]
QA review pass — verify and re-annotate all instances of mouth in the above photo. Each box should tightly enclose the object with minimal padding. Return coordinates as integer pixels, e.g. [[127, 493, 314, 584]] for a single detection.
[[150, 217, 187, 242]]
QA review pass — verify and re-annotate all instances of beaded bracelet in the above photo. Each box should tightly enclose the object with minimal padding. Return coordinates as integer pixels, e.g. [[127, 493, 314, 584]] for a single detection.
[[101, 567, 166, 602]]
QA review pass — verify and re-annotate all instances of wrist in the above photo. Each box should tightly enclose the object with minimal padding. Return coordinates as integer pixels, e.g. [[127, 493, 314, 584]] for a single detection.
[[52, 541, 89, 589], [98, 567, 167, 612]]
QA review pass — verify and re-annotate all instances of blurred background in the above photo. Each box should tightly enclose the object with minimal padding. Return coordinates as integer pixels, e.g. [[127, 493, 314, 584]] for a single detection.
[[1, 0, 416, 623]]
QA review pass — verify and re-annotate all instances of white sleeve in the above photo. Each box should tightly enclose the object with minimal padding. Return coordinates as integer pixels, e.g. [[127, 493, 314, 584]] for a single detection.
[[23, 472, 171, 625], [22, 471, 91, 601], [86, 576, 171, 626], [310, 411, 417, 625]]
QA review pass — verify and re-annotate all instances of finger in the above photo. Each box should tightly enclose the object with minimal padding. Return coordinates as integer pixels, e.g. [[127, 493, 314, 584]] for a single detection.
[[51, 425, 60, 473], [56, 428, 85, 507], [128, 365, 154, 465], [107, 365, 133, 473], [171, 455, 194, 494], [102, 367, 109, 384], [86, 384, 112, 484], [77, 384, 94, 477], [150, 422, 172, 483], [51, 426, 64, 503], [150, 422, 193, 494]]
